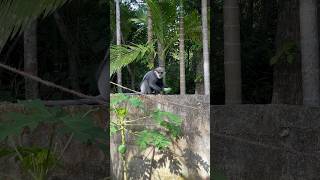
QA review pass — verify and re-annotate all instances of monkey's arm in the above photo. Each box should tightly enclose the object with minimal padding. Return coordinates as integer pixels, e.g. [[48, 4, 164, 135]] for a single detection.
[[149, 80, 163, 92]]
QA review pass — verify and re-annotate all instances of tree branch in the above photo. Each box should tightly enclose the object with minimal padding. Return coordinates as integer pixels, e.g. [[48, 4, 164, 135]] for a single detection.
[[0, 62, 105, 105]]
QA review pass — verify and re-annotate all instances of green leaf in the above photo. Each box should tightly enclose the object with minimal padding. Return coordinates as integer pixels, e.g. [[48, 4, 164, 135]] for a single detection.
[[152, 110, 182, 125], [0, 114, 40, 141], [0, 148, 15, 158], [59, 115, 105, 142], [110, 122, 118, 136], [270, 40, 297, 65], [115, 108, 128, 119], [0, 0, 70, 50], [128, 97, 143, 108], [160, 121, 181, 138], [110, 43, 153, 75], [110, 93, 129, 106], [136, 130, 171, 150], [16, 147, 59, 172]]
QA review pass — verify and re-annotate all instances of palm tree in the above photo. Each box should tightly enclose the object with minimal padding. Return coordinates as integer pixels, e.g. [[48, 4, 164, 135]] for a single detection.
[[110, 0, 201, 80], [110, 0, 179, 74], [272, 0, 301, 105], [147, 3, 154, 67], [24, 21, 39, 99], [202, 0, 210, 95], [179, 0, 185, 94], [115, 0, 122, 92], [299, 0, 320, 105], [223, 0, 241, 103]]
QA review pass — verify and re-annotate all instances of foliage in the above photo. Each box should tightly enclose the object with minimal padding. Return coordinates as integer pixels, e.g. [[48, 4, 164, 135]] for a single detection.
[[0, 146, 60, 180], [0, 0, 70, 50], [110, 0, 202, 76], [110, 43, 155, 75], [0, 99, 106, 180], [136, 130, 171, 150], [19, 147, 59, 180], [0, 0, 107, 101], [110, 93, 183, 178], [270, 41, 298, 65], [1, 100, 105, 143]]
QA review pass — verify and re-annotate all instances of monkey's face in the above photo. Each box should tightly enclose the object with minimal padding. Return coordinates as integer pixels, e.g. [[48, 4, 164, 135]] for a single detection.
[[154, 68, 165, 79]]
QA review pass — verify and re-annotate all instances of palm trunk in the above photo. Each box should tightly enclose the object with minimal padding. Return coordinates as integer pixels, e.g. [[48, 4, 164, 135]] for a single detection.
[[299, 0, 320, 105], [147, 4, 154, 68], [272, 0, 302, 104], [53, 12, 80, 92], [127, 65, 135, 90], [147, 4, 153, 44], [115, 0, 122, 92], [157, 41, 165, 67], [195, 54, 204, 94], [202, 0, 210, 95], [24, 21, 39, 99], [223, 0, 241, 103], [179, 1, 186, 94]]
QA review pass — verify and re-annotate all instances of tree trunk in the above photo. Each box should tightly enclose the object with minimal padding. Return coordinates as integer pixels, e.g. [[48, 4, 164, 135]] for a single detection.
[[127, 65, 135, 90], [202, 0, 210, 95], [53, 12, 80, 92], [24, 21, 39, 99], [147, 4, 154, 68], [262, 0, 276, 31], [147, 4, 155, 68], [157, 41, 165, 67], [299, 0, 320, 105], [179, 0, 186, 95], [272, 0, 302, 104], [147, 5, 153, 44], [157, 40, 166, 85], [195, 55, 204, 94], [115, 0, 122, 92], [223, 0, 242, 104]]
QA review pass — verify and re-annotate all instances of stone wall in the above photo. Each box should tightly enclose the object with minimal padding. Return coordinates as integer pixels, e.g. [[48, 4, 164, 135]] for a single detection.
[[212, 104, 320, 180], [110, 95, 210, 180]]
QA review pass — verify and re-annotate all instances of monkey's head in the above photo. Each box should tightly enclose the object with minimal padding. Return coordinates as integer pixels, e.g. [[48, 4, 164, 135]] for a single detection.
[[154, 67, 165, 79]]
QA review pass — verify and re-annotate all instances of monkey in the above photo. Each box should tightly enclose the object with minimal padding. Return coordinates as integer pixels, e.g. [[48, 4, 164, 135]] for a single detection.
[[140, 67, 165, 94]]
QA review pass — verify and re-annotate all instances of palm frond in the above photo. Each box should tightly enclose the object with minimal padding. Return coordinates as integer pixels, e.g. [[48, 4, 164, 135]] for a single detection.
[[184, 10, 201, 44], [146, 0, 164, 44], [145, 0, 180, 58], [0, 0, 70, 51], [110, 42, 155, 75]]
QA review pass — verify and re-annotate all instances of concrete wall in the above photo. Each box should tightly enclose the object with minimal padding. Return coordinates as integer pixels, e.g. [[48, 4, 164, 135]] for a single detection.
[[110, 95, 210, 180], [0, 103, 108, 180], [212, 104, 320, 180]]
